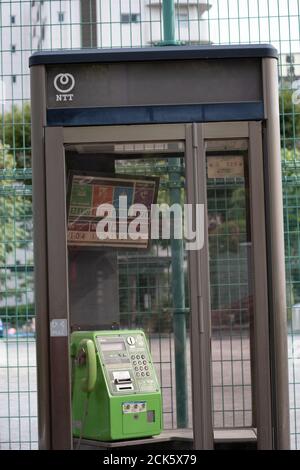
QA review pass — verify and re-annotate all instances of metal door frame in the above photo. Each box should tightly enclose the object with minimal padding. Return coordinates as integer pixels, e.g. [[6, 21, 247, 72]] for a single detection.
[[186, 122, 273, 449], [43, 121, 272, 449], [205, 121, 273, 449], [44, 123, 191, 449]]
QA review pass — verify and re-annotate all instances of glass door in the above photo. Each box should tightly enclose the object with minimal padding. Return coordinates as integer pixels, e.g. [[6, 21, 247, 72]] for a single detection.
[[197, 122, 273, 449], [44, 124, 200, 448], [206, 138, 254, 429], [44, 122, 273, 449], [65, 139, 194, 436]]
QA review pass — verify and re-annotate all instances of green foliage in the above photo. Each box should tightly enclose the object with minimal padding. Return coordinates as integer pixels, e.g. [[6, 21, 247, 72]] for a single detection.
[[280, 89, 300, 148], [281, 147, 300, 176], [0, 304, 34, 326], [280, 147, 300, 304], [0, 103, 31, 167], [0, 142, 33, 301], [208, 185, 247, 256]]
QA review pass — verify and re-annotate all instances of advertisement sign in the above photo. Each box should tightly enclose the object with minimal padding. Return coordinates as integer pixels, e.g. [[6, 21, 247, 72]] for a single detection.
[[67, 172, 159, 248]]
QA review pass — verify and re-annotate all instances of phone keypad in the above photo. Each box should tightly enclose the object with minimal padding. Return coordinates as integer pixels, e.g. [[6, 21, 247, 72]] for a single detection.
[[131, 354, 151, 377]]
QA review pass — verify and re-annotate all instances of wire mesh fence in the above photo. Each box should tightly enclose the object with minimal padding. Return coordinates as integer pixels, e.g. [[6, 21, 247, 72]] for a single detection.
[[0, 0, 300, 449]]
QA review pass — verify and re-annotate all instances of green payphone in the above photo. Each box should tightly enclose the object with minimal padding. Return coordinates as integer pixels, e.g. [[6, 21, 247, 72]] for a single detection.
[[71, 330, 162, 441]]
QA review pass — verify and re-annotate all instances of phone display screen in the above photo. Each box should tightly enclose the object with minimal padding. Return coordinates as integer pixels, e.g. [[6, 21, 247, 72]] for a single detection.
[[99, 340, 125, 352]]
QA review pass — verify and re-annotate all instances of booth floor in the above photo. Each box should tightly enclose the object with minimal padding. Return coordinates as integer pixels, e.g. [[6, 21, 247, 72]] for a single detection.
[[74, 428, 257, 450]]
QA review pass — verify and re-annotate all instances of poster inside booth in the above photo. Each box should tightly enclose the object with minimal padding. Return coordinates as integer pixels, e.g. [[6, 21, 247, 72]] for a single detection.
[[67, 172, 159, 249]]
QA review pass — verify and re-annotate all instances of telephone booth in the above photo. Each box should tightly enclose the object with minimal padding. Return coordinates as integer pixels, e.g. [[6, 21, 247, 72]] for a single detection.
[[30, 45, 290, 450]]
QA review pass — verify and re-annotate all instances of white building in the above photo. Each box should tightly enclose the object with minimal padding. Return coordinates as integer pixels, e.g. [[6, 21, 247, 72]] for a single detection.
[[30, 0, 213, 49], [0, 1, 31, 108], [2, 0, 300, 111], [279, 52, 300, 81], [0, 0, 213, 110], [97, 0, 213, 48]]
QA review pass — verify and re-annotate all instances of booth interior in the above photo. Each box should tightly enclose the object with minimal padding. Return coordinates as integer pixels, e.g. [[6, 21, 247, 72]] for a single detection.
[[66, 139, 255, 449]]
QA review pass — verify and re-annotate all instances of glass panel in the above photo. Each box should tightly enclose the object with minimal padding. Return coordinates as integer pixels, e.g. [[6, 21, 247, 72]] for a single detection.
[[65, 141, 193, 438], [206, 139, 254, 430]]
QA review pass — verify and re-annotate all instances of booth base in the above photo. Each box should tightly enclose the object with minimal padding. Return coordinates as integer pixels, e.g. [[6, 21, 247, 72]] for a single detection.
[[74, 428, 257, 450]]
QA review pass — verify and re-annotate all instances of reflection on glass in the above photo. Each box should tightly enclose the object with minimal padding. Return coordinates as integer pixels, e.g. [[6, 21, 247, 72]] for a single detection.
[[206, 139, 254, 429]]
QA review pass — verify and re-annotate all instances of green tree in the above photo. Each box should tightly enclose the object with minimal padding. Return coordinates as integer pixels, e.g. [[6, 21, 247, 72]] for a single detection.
[[0, 103, 31, 167], [280, 89, 300, 148], [281, 148, 300, 306], [0, 142, 33, 305]]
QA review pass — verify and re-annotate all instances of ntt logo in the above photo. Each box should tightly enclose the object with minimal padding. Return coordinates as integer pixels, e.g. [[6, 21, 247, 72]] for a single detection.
[[54, 73, 75, 102]]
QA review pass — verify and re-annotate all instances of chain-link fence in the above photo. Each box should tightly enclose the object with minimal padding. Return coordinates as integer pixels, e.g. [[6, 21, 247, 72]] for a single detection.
[[0, 0, 300, 449]]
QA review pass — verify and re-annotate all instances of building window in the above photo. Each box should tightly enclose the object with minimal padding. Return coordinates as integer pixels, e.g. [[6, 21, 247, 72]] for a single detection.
[[12, 75, 17, 84], [11, 45, 16, 53], [58, 11, 64, 22], [176, 13, 189, 28], [286, 54, 295, 64], [11, 15, 16, 24], [288, 65, 296, 77], [41, 24, 45, 41], [121, 13, 141, 24]]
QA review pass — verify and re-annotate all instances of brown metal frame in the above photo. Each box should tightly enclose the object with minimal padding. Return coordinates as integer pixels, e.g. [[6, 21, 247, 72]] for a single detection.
[[262, 59, 290, 450], [185, 123, 214, 449], [31, 65, 51, 450], [186, 122, 273, 449], [40, 121, 281, 449], [45, 127, 72, 449], [248, 122, 273, 449]]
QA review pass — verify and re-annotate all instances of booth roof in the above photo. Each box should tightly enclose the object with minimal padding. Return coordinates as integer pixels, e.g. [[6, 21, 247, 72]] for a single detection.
[[29, 44, 278, 67]]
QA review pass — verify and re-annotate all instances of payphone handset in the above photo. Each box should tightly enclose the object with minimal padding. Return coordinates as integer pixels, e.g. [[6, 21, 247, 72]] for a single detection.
[[71, 330, 162, 442], [76, 339, 97, 393]]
